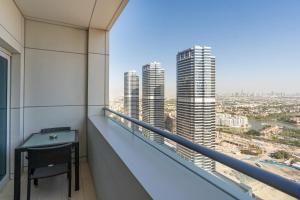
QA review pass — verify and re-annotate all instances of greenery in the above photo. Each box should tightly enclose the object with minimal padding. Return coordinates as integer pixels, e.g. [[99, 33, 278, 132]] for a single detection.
[[291, 158, 300, 164], [244, 129, 261, 136], [262, 125, 272, 129], [250, 113, 297, 124], [270, 150, 291, 159], [278, 115, 293, 123], [240, 147, 263, 155], [280, 128, 300, 139], [250, 113, 285, 121], [267, 128, 300, 147], [273, 138, 300, 148], [271, 135, 278, 140], [217, 125, 300, 148], [217, 127, 245, 134]]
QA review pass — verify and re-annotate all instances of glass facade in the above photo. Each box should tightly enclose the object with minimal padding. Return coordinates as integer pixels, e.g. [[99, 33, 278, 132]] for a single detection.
[[124, 71, 139, 129], [142, 62, 165, 144], [176, 46, 216, 171]]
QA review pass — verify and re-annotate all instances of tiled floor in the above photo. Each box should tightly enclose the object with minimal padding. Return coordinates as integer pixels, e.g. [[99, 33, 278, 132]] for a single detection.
[[0, 161, 96, 200]]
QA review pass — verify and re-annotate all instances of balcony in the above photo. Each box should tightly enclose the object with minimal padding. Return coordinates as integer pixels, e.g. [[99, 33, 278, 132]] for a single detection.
[[0, 0, 300, 200], [87, 111, 252, 200], [0, 162, 96, 200], [1, 107, 299, 199]]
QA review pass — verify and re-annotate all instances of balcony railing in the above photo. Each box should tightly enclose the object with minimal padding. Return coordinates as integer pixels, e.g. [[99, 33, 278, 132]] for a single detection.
[[103, 107, 300, 199]]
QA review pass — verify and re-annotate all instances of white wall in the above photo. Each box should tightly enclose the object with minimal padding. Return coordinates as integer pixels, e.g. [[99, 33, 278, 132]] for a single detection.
[[88, 28, 109, 116], [23, 20, 109, 159], [24, 20, 88, 157], [0, 2, 109, 177], [0, 0, 24, 52], [0, 0, 25, 178]]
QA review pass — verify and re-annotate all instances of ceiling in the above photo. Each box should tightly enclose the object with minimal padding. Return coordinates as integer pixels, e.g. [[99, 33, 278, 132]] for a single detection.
[[14, 0, 128, 30]]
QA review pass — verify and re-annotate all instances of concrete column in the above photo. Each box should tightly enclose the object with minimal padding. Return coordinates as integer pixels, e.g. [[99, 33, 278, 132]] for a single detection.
[[88, 28, 109, 116]]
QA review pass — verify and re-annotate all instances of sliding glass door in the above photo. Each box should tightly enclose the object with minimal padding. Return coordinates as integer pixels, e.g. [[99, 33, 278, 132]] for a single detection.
[[0, 50, 9, 184]]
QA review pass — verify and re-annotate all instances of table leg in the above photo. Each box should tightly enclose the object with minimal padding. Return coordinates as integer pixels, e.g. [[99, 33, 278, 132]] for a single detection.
[[14, 149, 21, 200], [75, 143, 79, 191]]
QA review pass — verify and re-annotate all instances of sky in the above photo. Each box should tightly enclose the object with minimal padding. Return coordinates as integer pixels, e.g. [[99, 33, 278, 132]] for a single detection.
[[109, 0, 300, 100]]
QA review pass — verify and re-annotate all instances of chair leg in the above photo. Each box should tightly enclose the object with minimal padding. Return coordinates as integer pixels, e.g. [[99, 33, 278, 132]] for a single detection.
[[34, 178, 38, 186], [27, 178, 31, 200], [68, 171, 72, 197]]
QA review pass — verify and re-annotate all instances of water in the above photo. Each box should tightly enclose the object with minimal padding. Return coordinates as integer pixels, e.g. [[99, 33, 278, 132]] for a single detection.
[[259, 160, 300, 170], [242, 157, 300, 171], [248, 119, 300, 131]]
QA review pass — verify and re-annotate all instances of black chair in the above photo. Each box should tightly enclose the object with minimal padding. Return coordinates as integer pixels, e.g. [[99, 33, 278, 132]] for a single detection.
[[40, 127, 78, 165], [40, 127, 71, 134], [27, 143, 73, 200]]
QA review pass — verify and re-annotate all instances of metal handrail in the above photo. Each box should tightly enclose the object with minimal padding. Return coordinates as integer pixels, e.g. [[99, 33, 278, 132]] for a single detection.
[[104, 107, 300, 198]]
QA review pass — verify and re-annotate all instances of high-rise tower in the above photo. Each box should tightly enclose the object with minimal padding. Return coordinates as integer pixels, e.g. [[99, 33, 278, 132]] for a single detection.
[[142, 62, 165, 143], [176, 46, 216, 171], [124, 70, 139, 129]]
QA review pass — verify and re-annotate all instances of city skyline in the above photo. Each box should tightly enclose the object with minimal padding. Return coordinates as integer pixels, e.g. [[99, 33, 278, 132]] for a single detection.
[[121, 46, 217, 171], [110, 0, 300, 100], [112, 90, 300, 100]]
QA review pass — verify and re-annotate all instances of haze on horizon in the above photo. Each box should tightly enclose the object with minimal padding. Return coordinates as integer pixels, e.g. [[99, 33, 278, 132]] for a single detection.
[[109, 0, 300, 100]]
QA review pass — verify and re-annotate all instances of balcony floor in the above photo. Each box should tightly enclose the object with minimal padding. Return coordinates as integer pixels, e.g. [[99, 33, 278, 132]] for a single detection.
[[0, 161, 96, 200]]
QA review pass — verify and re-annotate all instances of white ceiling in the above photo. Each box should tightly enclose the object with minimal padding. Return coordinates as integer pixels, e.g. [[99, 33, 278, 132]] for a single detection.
[[14, 0, 128, 30]]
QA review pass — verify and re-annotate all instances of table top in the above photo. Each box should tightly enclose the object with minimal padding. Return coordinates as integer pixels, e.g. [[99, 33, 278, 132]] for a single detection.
[[19, 130, 77, 149]]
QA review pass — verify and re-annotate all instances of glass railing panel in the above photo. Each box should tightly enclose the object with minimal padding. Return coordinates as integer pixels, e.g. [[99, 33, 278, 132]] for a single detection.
[[104, 109, 299, 199], [215, 162, 296, 200]]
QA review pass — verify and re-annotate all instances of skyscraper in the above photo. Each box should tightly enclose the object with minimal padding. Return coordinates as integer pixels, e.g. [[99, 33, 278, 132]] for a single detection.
[[176, 46, 216, 171], [142, 62, 165, 144], [124, 71, 139, 129]]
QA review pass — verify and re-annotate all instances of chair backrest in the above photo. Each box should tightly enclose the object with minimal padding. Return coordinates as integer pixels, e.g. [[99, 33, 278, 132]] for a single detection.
[[40, 127, 71, 133], [27, 143, 72, 169]]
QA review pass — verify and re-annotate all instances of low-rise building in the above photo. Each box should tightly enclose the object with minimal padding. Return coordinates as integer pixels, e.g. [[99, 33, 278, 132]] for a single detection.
[[216, 113, 249, 128]]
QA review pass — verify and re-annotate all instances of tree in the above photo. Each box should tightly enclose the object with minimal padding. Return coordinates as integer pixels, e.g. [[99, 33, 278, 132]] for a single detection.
[[270, 150, 291, 159], [245, 129, 261, 136]]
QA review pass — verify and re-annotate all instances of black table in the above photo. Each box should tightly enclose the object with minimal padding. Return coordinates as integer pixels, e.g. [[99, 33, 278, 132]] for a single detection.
[[14, 130, 79, 200]]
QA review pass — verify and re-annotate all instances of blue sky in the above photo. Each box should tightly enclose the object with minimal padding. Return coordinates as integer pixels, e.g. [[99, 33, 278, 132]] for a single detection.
[[109, 0, 300, 99]]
